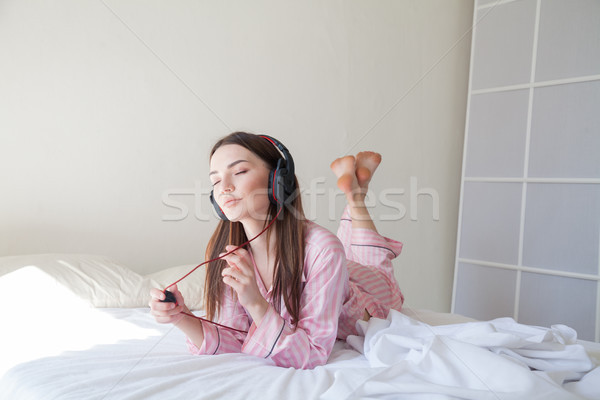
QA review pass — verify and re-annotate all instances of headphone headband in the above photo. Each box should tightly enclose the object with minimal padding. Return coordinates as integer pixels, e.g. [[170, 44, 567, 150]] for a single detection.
[[259, 135, 295, 177]]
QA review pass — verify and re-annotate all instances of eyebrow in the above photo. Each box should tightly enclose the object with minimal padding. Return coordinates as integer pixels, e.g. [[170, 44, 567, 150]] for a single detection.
[[209, 159, 249, 176]]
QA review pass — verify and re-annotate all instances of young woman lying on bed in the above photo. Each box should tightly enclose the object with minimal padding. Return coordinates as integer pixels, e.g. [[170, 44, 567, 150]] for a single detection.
[[149, 132, 404, 369]]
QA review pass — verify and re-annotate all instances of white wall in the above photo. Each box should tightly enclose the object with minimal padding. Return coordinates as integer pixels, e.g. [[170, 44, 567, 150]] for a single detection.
[[0, 0, 473, 312]]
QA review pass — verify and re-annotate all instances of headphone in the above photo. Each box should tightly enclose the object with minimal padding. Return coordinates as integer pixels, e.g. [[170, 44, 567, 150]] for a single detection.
[[209, 135, 296, 221]]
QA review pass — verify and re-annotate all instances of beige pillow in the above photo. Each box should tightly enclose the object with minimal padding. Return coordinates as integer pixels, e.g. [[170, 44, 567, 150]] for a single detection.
[[147, 264, 205, 311], [0, 254, 205, 311]]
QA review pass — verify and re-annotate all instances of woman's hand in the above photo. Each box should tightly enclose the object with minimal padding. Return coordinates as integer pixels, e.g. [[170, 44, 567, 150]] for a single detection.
[[149, 284, 186, 325], [221, 245, 269, 324]]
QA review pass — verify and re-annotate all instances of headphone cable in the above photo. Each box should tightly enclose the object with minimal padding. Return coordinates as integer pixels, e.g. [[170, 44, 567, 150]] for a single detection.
[[163, 206, 283, 334]]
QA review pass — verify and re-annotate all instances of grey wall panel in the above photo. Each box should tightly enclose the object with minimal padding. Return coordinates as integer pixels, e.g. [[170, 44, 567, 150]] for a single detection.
[[523, 183, 600, 275], [471, 0, 537, 90], [529, 81, 600, 178], [455, 263, 517, 320], [459, 182, 522, 264], [519, 272, 597, 341], [535, 0, 600, 81], [465, 90, 529, 177]]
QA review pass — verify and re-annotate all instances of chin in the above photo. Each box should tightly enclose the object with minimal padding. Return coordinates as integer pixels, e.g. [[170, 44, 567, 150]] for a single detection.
[[222, 211, 242, 222], [223, 203, 271, 224], [225, 208, 253, 223]]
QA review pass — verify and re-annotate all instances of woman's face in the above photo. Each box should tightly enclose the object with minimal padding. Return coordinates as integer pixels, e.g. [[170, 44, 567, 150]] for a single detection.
[[209, 144, 272, 223]]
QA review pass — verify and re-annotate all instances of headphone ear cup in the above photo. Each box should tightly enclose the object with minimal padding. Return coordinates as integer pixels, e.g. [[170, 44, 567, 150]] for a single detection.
[[268, 158, 292, 206], [274, 168, 288, 206], [267, 168, 278, 205], [210, 190, 229, 221]]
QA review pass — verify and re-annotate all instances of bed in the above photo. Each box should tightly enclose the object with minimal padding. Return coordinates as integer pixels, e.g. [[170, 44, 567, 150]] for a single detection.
[[1, 254, 599, 400]]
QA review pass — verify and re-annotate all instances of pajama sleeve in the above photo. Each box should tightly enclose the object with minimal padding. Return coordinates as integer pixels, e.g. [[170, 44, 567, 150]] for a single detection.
[[186, 287, 250, 355], [349, 227, 403, 269]]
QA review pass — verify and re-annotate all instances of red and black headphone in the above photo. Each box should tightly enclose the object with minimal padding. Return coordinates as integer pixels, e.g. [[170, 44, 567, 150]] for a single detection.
[[209, 135, 296, 221]]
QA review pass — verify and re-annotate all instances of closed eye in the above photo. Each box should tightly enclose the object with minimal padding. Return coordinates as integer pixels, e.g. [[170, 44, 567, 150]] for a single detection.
[[211, 170, 247, 186]]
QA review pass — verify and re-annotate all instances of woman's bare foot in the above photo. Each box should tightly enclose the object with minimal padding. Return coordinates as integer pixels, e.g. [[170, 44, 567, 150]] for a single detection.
[[355, 151, 382, 190], [330, 155, 359, 196], [331, 154, 378, 231]]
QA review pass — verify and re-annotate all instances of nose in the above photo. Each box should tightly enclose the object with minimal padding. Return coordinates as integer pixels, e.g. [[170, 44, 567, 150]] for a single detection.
[[220, 177, 234, 194]]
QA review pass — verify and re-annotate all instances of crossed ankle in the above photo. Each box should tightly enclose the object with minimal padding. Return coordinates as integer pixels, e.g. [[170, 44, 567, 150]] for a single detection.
[[348, 203, 369, 212], [346, 191, 368, 204]]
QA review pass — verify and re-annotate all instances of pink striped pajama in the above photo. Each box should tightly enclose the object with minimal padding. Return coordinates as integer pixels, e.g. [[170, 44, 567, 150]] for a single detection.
[[186, 205, 404, 369]]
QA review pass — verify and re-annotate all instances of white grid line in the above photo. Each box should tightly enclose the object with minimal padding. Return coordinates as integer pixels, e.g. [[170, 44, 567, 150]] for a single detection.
[[458, 258, 600, 281], [514, 0, 541, 322], [597, 280, 600, 342], [464, 177, 600, 184], [471, 74, 600, 95], [451, 0, 481, 314], [597, 212, 600, 342], [478, 0, 521, 10]]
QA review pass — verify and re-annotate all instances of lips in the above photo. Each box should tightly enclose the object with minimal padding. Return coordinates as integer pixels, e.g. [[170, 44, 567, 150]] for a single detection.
[[222, 198, 240, 208]]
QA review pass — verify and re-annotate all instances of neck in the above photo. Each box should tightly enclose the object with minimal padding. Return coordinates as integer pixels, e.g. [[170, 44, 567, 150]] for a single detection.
[[241, 219, 277, 255]]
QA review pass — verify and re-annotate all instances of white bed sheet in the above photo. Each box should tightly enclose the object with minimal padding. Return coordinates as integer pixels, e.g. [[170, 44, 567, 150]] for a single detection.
[[1, 306, 599, 400], [0, 307, 365, 400], [1, 259, 599, 399]]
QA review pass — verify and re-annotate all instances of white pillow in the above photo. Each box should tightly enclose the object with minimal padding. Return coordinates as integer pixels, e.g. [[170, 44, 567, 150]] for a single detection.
[[0, 254, 206, 311], [401, 306, 477, 325]]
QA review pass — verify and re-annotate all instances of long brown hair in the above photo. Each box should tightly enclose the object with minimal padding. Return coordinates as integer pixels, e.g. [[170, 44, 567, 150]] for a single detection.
[[204, 132, 306, 325]]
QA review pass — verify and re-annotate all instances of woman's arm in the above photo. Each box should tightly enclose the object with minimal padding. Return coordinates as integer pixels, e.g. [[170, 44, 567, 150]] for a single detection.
[[186, 286, 251, 355], [220, 245, 269, 324], [175, 305, 204, 347], [149, 285, 205, 346], [150, 284, 250, 354]]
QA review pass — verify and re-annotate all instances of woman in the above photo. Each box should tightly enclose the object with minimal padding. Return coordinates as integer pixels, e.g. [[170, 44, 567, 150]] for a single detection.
[[149, 132, 404, 369]]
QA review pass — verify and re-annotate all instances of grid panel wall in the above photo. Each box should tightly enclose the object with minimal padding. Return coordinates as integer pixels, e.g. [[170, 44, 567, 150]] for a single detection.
[[452, 0, 600, 342]]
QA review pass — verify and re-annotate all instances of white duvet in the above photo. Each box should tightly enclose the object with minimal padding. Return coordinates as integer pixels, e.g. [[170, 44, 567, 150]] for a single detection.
[[344, 310, 600, 400]]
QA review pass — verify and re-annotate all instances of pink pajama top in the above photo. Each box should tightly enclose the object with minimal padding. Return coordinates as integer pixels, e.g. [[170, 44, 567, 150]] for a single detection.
[[187, 210, 404, 369]]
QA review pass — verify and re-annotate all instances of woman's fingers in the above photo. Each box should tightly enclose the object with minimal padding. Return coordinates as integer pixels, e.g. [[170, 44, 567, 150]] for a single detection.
[[150, 298, 180, 313], [150, 287, 166, 301], [150, 303, 184, 325], [219, 245, 266, 313], [222, 275, 242, 292], [149, 285, 185, 324], [221, 266, 249, 285], [167, 284, 185, 305], [221, 245, 253, 274], [225, 245, 251, 262], [222, 253, 244, 268], [152, 309, 184, 324]]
